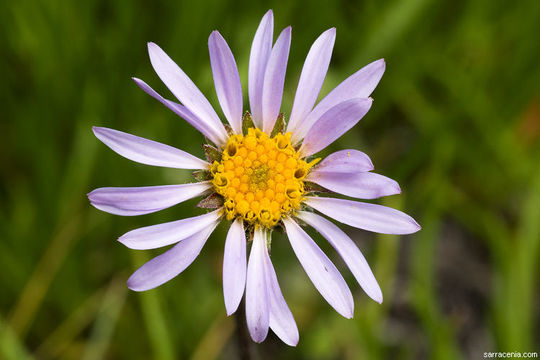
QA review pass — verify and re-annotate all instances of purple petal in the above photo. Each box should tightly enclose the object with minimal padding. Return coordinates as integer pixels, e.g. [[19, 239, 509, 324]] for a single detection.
[[287, 28, 336, 137], [314, 149, 374, 173], [300, 98, 372, 157], [208, 31, 243, 134], [297, 211, 383, 303], [93, 127, 209, 169], [127, 224, 217, 291], [305, 196, 421, 235], [262, 26, 291, 134], [263, 243, 299, 346], [283, 218, 354, 318], [248, 10, 274, 128], [147, 42, 228, 145], [306, 171, 401, 199], [294, 59, 385, 140], [246, 228, 270, 342], [118, 209, 221, 250], [133, 78, 225, 146], [223, 219, 247, 315], [88, 182, 211, 216]]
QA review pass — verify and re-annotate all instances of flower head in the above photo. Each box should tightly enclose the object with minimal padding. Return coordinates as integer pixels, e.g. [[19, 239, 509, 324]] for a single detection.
[[212, 127, 318, 228], [89, 10, 420, 346]]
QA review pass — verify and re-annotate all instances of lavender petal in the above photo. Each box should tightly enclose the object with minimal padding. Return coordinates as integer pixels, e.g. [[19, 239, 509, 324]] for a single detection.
[[133, 78, 225, 146], [305, 196, 421, 235], [294, 59, 385, 140], [208, 31, 243, 134], [300, 98, 372, 157], [314, 149, 374, 173], [147, 42, 228, 146], [297, 211, 383, 303], [118, 209, 221, 250], [248, 10, 274, 128], [88, 182, 211, 216], [287, 28, 336, 139], [263, 241, 299, 346], [93, 127, 209, 169], [262, 26, 291, 134], [223, 219, 247, 315], [283, 218, 354, 318], [246, 228, 270, 342], [307, 171, 401, 199], [127, 224, 217, 291]]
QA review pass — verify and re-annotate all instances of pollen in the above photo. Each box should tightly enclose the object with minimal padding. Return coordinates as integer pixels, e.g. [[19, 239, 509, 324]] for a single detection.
[[211, 128, 315, 228]]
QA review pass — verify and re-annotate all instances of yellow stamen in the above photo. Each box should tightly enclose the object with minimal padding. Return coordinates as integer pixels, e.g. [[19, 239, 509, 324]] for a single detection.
[[211, 127, 317, 228]]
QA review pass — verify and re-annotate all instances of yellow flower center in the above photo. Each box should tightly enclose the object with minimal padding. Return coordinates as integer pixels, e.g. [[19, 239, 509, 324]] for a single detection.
[[211, 128, 314, 228]]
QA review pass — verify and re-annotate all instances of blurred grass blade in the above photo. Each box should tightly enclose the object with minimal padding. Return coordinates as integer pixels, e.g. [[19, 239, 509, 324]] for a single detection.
[[8, 110, 99, 339], [0, 315, 33, 360], [503, 169, 540, 350], [82, 277, 127, 360], [361, 0, 433, 58], [8, 213, 82, 338], [190, 314, 234, 360], [409, 137, 462, 360], [35, 287, 106, 359], [131, 252, 176, 360]]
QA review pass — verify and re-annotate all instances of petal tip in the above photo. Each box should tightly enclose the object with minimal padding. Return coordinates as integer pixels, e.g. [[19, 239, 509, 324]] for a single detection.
[[127, 283, 147, 293], [224, 296, 241, 316], [366, 158, 375, 171], [147, 42, 164, 60], [324, 27, 337, 39], [387, 181, 402, 196], [86, 189, 96, 200], [259, 9, 274, 25], [283, 335, 300, 347], [117, 236, 132, 248], [147, 42, 157, 56], [92, 126, 104, 137], [372, 289, 383, 304], [225, 308, 236, 316], [126, 276, 143, 292], [132, 78, 148, 92], [409, 218, 422, 233], [250, 331, 267, 343], [370, 58, 386, 79]]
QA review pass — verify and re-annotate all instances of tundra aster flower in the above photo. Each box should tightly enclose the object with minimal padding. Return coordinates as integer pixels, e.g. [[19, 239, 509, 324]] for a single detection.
[[89, 10, 420, 346]]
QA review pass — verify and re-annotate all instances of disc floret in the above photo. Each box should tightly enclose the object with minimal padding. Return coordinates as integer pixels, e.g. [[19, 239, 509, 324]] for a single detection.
[[211, 127, 314, 227]]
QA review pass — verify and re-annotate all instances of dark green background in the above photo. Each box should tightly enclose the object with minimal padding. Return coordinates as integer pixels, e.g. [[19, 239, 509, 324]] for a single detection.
[[1, 0, 539, 359]]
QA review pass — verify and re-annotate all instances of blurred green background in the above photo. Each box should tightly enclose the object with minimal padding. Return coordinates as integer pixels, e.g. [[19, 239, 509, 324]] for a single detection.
[[1, 0, 539, 359]]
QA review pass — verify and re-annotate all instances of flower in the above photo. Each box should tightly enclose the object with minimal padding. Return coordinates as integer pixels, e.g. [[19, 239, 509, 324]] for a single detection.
[[88, 10, 420, 346]]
